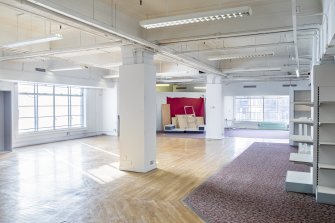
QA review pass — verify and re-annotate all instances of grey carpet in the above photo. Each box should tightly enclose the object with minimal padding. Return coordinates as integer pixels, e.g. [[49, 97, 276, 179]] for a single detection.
[[183, 142, 335, 223]]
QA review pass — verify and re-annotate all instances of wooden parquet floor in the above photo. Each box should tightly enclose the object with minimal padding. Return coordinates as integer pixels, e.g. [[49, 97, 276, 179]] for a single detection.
[[0, 135, 286, 223]]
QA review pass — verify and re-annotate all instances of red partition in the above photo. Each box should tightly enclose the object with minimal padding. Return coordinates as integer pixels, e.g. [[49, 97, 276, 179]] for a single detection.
[[167, 97, 205, 117]]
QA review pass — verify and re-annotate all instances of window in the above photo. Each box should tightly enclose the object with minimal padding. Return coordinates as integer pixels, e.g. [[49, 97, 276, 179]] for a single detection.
[[235, 96, 289, 122], [18, 83, 86, 133]]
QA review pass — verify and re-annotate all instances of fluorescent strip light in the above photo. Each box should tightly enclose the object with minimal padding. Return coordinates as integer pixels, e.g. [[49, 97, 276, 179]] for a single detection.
[[160, 79, 195, 83], [102, 62, 122, 68], [222, 67, 281, 73], [194, 86, 206, 90], [2, 34, 63, 48], [140, 6, 252, 29], [156, 84, 170, 87], [208, 52, 274, 61], [296, 69, 300, 77], [50, 66, 85, 72], [104, 74, 120, 79], [156, 71, 189, 77]]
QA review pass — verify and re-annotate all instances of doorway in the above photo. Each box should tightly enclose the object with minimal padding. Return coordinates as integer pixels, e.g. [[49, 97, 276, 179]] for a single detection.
[[0, 91, 12, 152]]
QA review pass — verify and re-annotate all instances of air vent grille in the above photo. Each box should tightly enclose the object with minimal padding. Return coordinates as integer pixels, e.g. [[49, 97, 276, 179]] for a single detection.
[[243, 85, 256, 88], [35, 68, 46, 72], [282, 84, 297, 87]]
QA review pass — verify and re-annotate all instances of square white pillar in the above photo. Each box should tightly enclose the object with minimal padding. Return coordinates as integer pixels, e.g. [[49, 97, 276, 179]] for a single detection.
[[206, 75, 224, 139], [119, 47, 157, 172]]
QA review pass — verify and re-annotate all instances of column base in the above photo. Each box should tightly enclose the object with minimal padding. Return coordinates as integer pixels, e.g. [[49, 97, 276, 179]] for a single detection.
[[119, 161, 157, 173]]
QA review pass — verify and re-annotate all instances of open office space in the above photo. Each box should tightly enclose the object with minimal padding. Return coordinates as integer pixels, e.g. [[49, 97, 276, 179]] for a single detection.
[[0, 0, 335, 222]]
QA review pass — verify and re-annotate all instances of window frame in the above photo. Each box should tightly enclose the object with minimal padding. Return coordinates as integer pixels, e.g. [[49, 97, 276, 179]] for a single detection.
[[18, 83, 86, 134], [234, 95, 289, 123]]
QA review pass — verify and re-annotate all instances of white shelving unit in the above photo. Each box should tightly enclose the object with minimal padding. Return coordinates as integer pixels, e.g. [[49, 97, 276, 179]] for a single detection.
[[286, 89, 314, 194], [314, 64, 335, 205], [289, 153, 313, 166], [292, 118, 314, 125], [289, 89, 313, 147], [286, 169, 313, 194]]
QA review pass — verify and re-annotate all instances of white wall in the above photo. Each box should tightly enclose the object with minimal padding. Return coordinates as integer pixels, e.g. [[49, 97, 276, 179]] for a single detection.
[[102, 86, 118, 135], [222, 80, 310, 96], [156, 92, 205, 131]]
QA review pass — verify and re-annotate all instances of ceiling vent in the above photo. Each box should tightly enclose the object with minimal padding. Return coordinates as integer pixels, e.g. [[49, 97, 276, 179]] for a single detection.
[[176, 86, 187, 90], [282, 84, 297, 87], [35, 68, 46, 72], [243, 85, 257, 88]]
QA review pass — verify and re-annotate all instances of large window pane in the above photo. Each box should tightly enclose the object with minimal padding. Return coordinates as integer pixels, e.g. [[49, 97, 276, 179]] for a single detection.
[[70, 88, 82, 96], [19, 118, 35, 131], [19, 107, 34, 118], [38, 117, 53, 130], [71, 96, 82, 106], [38, 85, 53, 94], [55, 96, 68, 106], [235, 97, 263, 121], [55, 106, 68, 116], [71, 106, 82, 116], [19, 95, 34, 106], [55, 116, 68, 128], [38, 106, 53, 117], [55, 86, 68, 95], [18, 84, 34, 94], [38, 95, 53, 106], [71, 116, 82, 127]]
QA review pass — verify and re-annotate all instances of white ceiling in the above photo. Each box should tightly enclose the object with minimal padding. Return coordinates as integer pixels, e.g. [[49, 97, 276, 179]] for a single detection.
[[0, 0, 326, 84]]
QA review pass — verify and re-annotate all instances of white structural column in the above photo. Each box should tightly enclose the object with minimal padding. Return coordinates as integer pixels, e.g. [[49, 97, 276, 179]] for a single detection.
[[118, 46, 157, 172], [206, 75, 224, 139]]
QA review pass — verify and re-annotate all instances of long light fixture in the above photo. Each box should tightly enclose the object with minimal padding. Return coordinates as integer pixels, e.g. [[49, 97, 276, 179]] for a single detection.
[[140, 6, 252, 29], [156, 84, 170, 87], [194, 86, 206, 90], [208, 52, 274, 61], [222, 67, 282, 73], [160, 79, 195, 83], [104, 74, 120, 79], [49, 66, 85, 72], [156, 71, 189, 77], [102, 62, 122, 68], [2, 34, 63, 48]]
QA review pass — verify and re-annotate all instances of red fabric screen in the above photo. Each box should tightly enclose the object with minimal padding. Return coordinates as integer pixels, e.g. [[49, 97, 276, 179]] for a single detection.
[[167, 97, 205, 117]]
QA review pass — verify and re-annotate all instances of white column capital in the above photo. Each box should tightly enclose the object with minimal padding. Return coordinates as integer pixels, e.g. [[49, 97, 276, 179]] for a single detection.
[[206, 74, 222, 84], [121, 45, 155, 65]]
